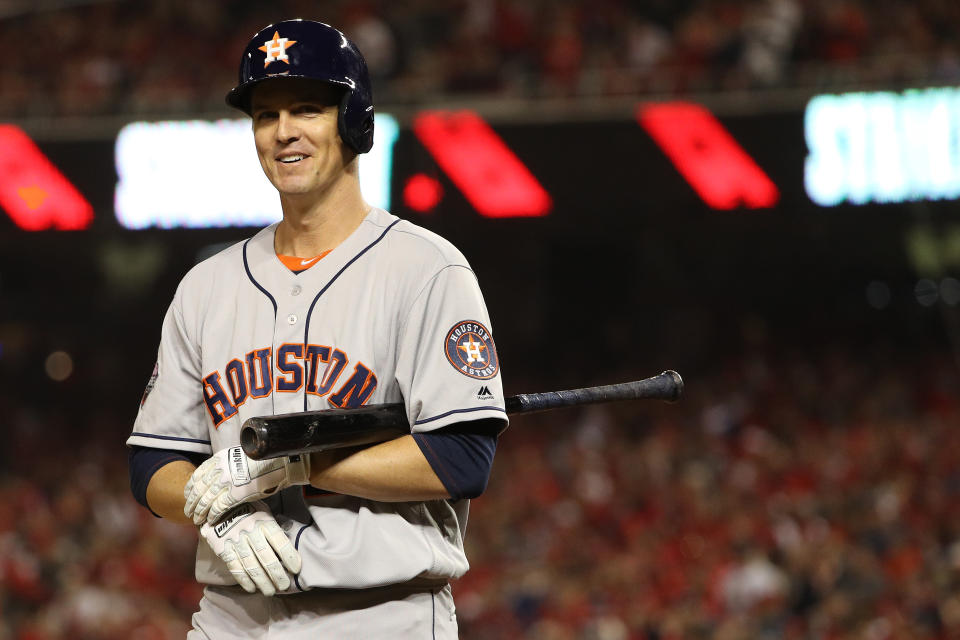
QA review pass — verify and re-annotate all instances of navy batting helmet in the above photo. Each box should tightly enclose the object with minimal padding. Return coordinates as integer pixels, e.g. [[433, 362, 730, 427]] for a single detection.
[[226, 19, 375, 154]]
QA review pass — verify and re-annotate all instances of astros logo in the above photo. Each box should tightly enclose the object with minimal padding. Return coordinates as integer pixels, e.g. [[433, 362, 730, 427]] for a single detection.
[[259, 31, 297, 68], [445, 320, 499, 379]]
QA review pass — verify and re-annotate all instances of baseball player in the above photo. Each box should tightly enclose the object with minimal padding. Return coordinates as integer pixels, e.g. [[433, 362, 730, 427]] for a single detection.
[[126, 19, 507, 639]]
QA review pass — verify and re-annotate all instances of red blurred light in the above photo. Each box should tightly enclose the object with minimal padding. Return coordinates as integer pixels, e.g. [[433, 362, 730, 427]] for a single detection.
[[412, 111, 551, 218], [0, 125, 93, 230], [637, 102, 779, 210], [403, 174, 444, 212]]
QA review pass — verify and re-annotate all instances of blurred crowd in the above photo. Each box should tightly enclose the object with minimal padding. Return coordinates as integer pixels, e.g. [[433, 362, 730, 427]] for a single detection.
[[461, 349, 960, 639], [3, 345, 960, 639], [3, 0, 960, 119], [0, 408, 202, 639]]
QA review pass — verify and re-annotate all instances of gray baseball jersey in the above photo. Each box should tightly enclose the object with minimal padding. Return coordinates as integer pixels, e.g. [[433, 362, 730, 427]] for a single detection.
[[128, 207, 507, 592]]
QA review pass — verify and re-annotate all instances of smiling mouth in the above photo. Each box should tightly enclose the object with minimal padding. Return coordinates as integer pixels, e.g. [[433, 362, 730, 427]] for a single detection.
[[278, 154, 306, 164]]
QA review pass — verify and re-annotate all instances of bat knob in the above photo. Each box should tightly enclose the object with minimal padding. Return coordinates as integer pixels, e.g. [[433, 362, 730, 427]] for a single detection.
[[663, 370, 684, 402]]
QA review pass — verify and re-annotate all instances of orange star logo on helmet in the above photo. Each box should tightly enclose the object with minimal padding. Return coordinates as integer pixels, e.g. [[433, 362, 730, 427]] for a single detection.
[[259, 31, 297, 68]]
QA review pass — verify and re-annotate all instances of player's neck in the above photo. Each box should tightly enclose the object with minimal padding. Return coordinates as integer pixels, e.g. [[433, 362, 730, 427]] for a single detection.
[[275, 182, 369, 258]]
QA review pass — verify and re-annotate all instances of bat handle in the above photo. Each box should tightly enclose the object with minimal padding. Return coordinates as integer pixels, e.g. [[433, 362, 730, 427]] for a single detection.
[[506, 370, 683, 414]]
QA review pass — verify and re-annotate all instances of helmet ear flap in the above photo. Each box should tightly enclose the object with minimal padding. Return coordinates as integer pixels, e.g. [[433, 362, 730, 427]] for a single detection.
[[338, 92, 374, 154], [337, 91, 354, 152]]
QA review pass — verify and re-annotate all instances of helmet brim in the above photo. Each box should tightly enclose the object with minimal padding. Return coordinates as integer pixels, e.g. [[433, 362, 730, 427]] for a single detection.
[[225, 75, 354, 115]]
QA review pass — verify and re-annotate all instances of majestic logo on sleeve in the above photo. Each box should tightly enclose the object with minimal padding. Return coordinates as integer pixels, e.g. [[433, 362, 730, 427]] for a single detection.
[[445, 321, 499, 379], [259, 31, 297, 68]]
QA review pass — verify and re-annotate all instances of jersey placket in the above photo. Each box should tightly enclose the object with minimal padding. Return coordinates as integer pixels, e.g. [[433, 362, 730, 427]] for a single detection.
[[272, 273, 313, 416]]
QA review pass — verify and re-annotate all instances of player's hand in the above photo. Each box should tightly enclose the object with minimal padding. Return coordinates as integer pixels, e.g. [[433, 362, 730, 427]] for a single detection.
[[184, 446, 311, 525], [199, 500, 302, 596]]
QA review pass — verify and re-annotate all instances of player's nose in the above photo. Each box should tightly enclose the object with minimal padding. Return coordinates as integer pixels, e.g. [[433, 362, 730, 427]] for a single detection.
[[275, 111, 300, 143]]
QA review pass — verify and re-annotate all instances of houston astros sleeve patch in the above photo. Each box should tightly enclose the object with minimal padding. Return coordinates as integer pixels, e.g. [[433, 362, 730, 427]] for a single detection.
[[445, 320, 499, 379]]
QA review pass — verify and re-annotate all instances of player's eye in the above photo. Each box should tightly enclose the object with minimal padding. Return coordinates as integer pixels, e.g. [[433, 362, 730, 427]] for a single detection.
[[253, 110, 278, 122]]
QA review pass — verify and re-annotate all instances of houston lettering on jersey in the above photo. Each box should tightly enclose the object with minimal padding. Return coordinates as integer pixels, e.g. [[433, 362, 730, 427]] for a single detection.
[[201, 344, 378, 427]]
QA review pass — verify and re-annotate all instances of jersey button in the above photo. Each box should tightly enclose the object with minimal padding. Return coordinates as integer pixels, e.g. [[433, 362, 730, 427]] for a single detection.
[[287, 314, 298, 325], [291, 285, 302, 296]]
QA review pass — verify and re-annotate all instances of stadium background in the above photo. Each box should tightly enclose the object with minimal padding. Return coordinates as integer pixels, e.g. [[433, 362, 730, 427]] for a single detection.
[[3, 1, 960, 638]]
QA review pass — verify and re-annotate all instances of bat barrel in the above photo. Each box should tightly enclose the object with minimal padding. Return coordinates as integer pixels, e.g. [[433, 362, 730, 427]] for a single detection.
[[241, 403, 411, 460]]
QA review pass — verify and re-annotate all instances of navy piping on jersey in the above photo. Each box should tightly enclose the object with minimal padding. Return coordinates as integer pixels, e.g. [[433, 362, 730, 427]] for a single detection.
[[129, 432, 211, 445], [414, 405, 507, 425], [301, 218, 401, 411], [432, 590, 436, 639], [245, 236, 283, 416], [293, 524, 310, 591], [242, 238, 279, 317]]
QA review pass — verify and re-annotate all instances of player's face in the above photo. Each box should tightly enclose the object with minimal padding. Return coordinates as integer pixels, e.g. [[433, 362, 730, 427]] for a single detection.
[[250, 79, 352, 200]]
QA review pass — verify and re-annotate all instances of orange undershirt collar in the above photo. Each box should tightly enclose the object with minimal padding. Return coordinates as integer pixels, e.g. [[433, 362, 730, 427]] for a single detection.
[[277, 250, 331, 272]]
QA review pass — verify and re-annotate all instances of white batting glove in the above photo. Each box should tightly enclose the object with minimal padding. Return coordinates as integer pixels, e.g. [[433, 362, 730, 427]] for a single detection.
[[199, 500, 302, 596], [184, 446, 311, 525]]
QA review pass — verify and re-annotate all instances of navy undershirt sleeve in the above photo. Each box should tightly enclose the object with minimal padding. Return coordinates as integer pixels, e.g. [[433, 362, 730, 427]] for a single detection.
[[128, 445, 209, 517], [412, 419, 502, 500]]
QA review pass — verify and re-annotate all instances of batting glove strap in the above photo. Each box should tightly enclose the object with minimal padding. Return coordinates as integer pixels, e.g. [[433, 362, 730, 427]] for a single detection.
[[282, 454, 311, 486]]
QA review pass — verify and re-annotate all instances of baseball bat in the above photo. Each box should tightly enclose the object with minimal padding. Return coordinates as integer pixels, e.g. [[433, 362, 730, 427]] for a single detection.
[[241, 370, 683, 460]]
